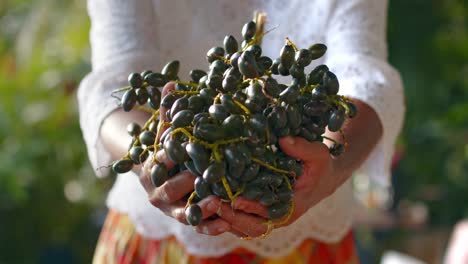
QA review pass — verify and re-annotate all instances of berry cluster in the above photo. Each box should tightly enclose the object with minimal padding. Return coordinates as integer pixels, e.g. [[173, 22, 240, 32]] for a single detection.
[[111, 19, 356, 228]]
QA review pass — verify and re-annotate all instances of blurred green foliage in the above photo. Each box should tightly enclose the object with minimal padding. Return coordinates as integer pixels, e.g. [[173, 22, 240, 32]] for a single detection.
[[388, 0, 468, 225], [0, 0, 466, 263], [0, 0, 111, 263]]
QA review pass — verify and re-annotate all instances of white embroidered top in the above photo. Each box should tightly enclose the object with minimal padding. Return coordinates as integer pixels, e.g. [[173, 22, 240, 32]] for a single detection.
[[78, 0, 404, 257]]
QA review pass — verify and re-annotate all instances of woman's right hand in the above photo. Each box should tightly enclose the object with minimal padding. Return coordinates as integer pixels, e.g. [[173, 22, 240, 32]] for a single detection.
[[138, 83, 231, 236]]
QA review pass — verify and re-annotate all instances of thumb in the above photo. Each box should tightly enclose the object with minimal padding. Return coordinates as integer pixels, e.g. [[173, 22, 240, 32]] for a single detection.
[[156, 82, 176, 142], [161, 82, 176, 97], [278, 136, 330, 163], [159, 82, 176, 122]]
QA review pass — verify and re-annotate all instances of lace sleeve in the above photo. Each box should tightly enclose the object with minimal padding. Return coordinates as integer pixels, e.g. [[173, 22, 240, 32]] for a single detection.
[[325, 0, 405, 186], [78, 0, 158, 177]]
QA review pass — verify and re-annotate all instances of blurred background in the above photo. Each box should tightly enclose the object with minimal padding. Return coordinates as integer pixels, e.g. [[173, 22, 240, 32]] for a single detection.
[[0, 0, 466, 263]]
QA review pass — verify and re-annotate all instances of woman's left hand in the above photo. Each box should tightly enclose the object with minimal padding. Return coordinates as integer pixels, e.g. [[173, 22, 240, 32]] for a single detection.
[[210, 136, 350, 238], [198, 99, 382, 238]]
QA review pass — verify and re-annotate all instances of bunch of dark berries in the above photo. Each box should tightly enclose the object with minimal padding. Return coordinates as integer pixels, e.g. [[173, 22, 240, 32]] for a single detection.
[[111, 18, 357, 227]]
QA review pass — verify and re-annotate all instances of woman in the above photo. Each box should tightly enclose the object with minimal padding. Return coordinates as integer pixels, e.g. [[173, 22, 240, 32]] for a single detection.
[[78, 0, 404, 263]]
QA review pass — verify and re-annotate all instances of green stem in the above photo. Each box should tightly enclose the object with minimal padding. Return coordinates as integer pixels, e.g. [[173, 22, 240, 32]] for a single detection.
[[251, 157, 294, 176]]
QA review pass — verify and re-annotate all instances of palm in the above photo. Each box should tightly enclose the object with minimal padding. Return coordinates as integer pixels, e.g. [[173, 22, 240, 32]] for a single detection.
[[214, 136, 338, 237], [277, 136, 334, 226]]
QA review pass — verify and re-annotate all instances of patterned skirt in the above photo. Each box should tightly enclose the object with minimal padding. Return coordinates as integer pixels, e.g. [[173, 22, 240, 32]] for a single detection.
[[93, 210, 360, 264]]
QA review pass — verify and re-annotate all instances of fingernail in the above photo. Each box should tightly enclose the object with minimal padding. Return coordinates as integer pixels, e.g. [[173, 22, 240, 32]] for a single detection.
[[285, 136, 295, 145], [155, 150, 166, 161], [207, 201, 219, 212], [235, 203, 245, 210]]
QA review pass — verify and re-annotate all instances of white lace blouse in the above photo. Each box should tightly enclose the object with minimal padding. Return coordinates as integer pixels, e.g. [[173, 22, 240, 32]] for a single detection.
[[78, 0, 404, 257]]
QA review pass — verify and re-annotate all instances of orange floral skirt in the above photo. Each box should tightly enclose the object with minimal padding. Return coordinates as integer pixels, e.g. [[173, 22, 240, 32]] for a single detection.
[[93, 210, 360, 264]]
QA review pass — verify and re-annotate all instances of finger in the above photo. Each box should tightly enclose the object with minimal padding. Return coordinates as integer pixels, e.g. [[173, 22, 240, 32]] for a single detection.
[[140, 82, 176, 191], [159, 82, 176, 121], [139, 151, 176, 192], [149, 170, 196, 206], [216, 202, 268, 238], [164, 200, 189, 224], [146, 82, 176, 169], [155, 196, 222, 226], [228, 229, 248, 238], [278, 136, 330, 163], [233, 197, 269, 218], [139, 155, 156, 192], [155, 149, 175, 169], [161, 82, 176, 98], [197, 195, 223, 219], [155, 82, 176, 152], [194, 218, 231, 236]]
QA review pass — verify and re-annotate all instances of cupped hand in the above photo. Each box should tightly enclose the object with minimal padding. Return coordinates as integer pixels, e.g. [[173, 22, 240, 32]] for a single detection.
[[213, 136, 348, 238], [138, 82, 231, 236]]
